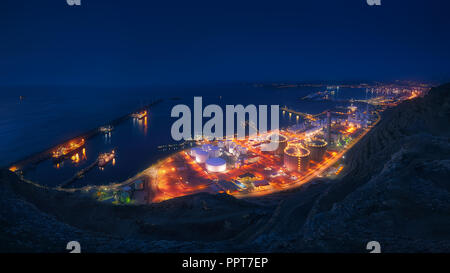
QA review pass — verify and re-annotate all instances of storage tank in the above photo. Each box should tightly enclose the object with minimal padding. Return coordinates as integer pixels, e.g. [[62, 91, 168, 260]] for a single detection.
[[195, 150, 209, 163], [266, 133, 288, 154], [205, 157, 227, 172], [284, 145, 310, 172], [305, 139, 327, 162], [190, 147, 201, 157]]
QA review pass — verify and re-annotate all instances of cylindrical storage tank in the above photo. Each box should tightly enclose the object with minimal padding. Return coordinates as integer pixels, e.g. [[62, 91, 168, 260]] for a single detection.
[[195, 150, 209, 163], [205, 157, 227, 172], [284, 147, 297, 172], [267, 134, 288, 155], [209, 146, 221, 157], [298, 152, 310, 172], [284, 146, 310, 172], [190, 147, 201, 157], [305, 139, 327, 162]]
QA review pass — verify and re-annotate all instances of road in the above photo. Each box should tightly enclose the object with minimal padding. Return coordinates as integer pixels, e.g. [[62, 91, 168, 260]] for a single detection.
[[234, 110, 381, 198]]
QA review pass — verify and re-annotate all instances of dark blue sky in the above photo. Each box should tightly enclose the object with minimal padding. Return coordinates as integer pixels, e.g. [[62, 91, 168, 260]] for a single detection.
[[1, 0, 449, 86]]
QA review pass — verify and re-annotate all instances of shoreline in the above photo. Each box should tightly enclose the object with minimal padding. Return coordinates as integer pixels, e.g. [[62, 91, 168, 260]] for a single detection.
[[6, 99, 163, 172], [7, 109, 382, 205]]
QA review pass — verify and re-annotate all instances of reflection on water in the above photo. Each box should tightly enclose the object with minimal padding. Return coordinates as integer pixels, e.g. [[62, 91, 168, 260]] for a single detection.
[[104, 132, 112, 144], [133, 115, 148, 136], [144, 116, 148, 135], [54, 147, 87, 169], [70, 153, 80, 164]]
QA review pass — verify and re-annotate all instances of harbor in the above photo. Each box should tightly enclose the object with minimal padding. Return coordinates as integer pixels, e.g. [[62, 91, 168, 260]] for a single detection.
[[8, 98, 163, 188], [4, 83, 421, 195], [9, 99, 161, 173]]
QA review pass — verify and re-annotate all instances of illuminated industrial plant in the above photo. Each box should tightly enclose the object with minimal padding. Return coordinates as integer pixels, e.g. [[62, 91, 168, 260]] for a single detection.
[[8, 82, 424, 206], [119, 100, 382, 204]]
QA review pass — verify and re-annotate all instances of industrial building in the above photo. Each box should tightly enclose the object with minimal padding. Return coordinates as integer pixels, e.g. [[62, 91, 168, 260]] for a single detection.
[[144, 100, 377, 203]]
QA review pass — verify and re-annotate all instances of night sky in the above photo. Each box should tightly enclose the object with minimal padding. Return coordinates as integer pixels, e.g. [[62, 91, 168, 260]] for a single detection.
[[1, 0, 449, 86]]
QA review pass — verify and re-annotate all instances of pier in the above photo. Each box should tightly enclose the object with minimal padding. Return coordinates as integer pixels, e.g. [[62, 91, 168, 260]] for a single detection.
[[8, 99, 162, 172], [58, 159, 99, 188], [281, 107, 350, 122], [281, 107, 324, 121]]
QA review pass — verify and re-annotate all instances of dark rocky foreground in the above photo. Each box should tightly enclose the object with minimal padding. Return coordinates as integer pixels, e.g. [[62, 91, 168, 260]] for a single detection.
[[1, 83, 449, 253]]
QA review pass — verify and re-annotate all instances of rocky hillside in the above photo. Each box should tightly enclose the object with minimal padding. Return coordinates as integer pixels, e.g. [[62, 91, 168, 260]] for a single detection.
[[1, 83, 449, 252], [297, 83, 450, 252]]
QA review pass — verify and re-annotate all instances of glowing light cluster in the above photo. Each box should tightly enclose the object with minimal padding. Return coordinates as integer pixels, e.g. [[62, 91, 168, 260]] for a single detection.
[[52, 138, 85, 158]]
